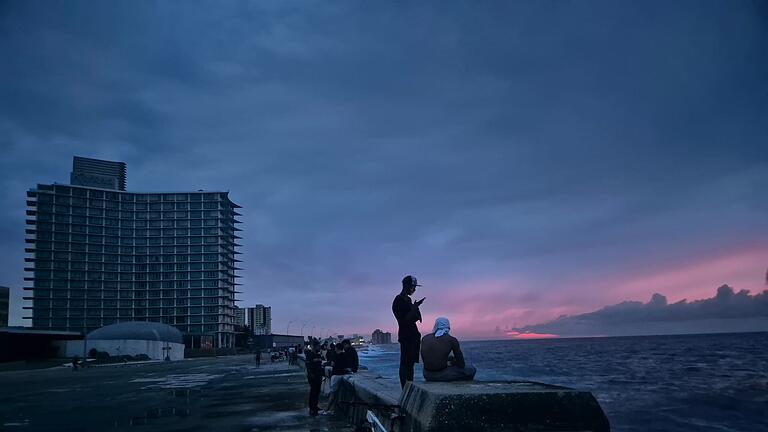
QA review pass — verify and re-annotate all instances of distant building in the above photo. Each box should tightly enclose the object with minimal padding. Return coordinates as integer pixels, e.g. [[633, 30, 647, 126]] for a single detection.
[[24, 157, 242, 349], [251, 333, 303, 350], [245, 305, 271, 335], [371, 329, 392, 344], [234, 307, 246, 328], [0, 286, 9, 327]]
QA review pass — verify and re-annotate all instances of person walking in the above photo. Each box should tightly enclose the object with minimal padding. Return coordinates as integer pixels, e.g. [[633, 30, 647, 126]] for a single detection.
[[392, 275, 425, 388]]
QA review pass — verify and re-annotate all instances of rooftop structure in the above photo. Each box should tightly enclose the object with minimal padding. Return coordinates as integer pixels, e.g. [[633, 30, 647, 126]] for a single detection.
[[70, 156, 127, 191]]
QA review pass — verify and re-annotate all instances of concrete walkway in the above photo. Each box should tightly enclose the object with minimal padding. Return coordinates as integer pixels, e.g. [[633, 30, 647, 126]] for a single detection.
[[0, 355, 355, 432]]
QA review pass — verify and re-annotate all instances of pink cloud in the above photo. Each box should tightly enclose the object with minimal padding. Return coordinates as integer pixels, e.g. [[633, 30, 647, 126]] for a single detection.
[[598, 246, 768, 304], [397, 245, 768, 340]]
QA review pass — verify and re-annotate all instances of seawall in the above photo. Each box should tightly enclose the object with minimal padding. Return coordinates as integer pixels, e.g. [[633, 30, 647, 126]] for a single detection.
[[298, 356, 610, 431]]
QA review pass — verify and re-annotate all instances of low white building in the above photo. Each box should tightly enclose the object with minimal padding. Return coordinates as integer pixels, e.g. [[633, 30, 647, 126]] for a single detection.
[[84, 321, 185, 361]]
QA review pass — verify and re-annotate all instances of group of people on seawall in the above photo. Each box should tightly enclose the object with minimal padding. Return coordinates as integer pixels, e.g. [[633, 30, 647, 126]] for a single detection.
[[303, 337, 360, 416], [301, 274, 476, 417]]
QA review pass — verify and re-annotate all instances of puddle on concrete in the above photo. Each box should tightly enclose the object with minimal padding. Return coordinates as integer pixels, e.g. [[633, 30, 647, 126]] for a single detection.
[[244, 372, 303, 379], [245, 410, 307, 428], [136, 373, 222, 389], [171, 388, 201, 398]]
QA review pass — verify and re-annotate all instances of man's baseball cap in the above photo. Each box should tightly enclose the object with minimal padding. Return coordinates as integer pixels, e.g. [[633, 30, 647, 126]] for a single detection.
[[402, 275, 422, 288]]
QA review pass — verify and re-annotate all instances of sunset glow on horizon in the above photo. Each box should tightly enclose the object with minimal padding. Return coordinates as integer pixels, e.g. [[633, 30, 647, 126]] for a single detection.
[[506, 331, 559, 340]]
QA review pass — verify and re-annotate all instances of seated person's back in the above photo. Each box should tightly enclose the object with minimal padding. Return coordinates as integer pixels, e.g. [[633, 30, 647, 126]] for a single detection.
[[420, 317, 476, 382], [421, 332, 464, 371]]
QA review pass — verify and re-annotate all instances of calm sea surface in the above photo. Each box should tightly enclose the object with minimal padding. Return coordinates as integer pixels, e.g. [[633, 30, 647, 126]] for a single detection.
[[357, 332, 768, 432]]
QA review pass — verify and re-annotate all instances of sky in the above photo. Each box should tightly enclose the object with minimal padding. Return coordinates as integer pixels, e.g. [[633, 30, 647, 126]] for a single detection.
[[1, 1, 767, 339]]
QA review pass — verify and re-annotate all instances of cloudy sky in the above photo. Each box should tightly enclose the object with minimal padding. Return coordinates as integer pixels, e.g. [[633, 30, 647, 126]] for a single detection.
[[1, 1, 766, 338]]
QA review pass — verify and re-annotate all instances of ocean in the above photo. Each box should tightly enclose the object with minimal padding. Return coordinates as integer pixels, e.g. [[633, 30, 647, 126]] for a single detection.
[[357, 332, 768, 432]]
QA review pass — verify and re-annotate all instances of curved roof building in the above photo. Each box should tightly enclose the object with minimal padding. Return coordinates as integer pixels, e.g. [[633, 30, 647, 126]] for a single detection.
[[87, 321, 183, 344]]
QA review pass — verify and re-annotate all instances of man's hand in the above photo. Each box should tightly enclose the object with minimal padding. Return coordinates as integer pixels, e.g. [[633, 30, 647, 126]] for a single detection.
[[415, 297, 426, 307]]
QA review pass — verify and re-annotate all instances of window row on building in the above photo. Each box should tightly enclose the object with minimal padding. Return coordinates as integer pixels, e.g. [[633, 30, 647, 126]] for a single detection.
[[36, 185, 226, 203], [36, 225, 231, 236], [34, 299, 231, 308], [37, 195, 229, 210], [33, 305, 231, 316], [30, 285, 230, 295], [34, 317, 229, 334], [34, 207, 235, 220]]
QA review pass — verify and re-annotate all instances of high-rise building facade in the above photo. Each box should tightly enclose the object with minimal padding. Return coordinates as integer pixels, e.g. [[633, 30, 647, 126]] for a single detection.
[[23, 158, 242, 348], [245, 304, 271, 335], [0, 286, 9, 327]]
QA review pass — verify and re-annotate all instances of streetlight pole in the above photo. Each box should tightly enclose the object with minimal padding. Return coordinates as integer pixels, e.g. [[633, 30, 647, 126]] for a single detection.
[[286, 320, 293, 335], [300, 322, 307, 337], [311, 325, 316, 338]]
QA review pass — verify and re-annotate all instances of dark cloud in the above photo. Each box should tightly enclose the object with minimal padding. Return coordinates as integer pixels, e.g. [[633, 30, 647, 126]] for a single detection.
[[0, 1, 767, 334], [517, 285, 768, 337]]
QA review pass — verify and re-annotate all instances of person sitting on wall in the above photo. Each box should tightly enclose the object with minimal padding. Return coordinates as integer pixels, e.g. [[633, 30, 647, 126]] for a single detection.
[[321, 343, 348, 415], [420, 317, 476, 382], [323, 342, 337, 378]]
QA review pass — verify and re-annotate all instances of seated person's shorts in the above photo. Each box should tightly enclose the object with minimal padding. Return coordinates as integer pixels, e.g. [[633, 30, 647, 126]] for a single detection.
[[423, 364, 476, 382]]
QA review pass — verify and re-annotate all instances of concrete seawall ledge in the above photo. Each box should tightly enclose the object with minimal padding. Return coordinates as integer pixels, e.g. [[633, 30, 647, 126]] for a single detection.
[[399, 380, 610, 432], [338, 373, 610, 432]]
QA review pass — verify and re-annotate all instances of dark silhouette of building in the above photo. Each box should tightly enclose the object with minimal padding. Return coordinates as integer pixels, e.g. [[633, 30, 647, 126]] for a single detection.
[[0, 286, 9, 327], [371, 328, 392, 344]]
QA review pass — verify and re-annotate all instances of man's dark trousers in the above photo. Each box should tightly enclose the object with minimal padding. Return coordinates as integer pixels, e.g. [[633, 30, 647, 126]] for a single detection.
[[308, 376, 322, 414], [399, 341, 419, 388]]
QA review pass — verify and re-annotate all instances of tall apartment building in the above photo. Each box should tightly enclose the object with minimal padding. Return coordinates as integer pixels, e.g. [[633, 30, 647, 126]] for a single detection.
[[245, 304, 271, 335], [371, 328, 392, 344], [23, 157, 242, 348], [0, 286, 9, 327]]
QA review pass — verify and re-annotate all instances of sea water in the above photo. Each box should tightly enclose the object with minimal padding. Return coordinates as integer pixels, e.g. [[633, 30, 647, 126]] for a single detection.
[[357, 332, 768, 432]]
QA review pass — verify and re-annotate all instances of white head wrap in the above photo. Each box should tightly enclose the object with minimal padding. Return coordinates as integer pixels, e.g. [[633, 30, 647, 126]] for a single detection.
[[433, 317, 450, 337]]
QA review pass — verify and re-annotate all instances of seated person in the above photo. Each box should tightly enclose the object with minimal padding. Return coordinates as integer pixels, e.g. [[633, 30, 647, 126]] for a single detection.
[[323, 343, 348, 415], [420, 317, 476, 382]]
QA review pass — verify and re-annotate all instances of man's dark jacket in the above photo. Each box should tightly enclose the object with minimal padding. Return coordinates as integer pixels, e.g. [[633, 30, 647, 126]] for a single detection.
[[392, 293, 422, 343], [305, 349, 324, 381], [344, 346, 359, 373]]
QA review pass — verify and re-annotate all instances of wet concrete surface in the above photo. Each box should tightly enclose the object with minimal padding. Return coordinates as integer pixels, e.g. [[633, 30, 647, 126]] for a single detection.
[[0, 356, 355, 432]]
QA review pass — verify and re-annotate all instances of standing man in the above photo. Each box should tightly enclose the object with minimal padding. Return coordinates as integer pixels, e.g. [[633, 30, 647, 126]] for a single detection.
[[305, 340, 324, 416], [392, 275, 425, 388]]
